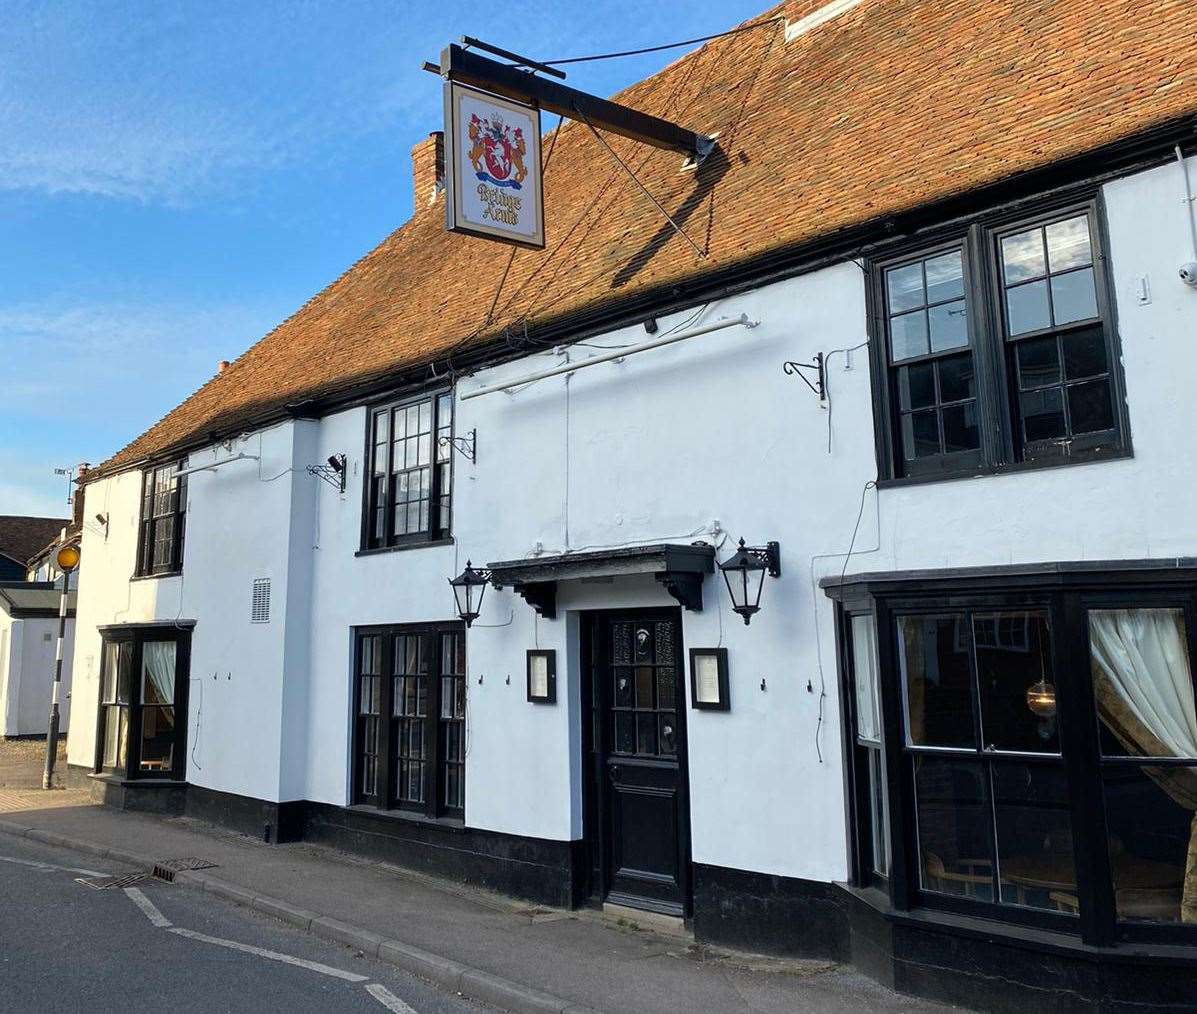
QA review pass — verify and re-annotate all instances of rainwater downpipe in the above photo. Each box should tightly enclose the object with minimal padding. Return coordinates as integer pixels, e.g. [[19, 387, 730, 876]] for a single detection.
[[1178, 145, 1197, 266]]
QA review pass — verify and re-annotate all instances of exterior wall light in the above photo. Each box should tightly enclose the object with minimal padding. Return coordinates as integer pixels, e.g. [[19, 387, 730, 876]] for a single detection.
[[718, 539, 781, 625], [449, 561, 492, 627]]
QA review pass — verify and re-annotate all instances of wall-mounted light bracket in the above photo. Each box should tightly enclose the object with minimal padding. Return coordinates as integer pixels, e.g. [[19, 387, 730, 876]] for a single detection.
[[783, 353, 825, 399], [438, 428, 477, 464], [307, 454, 347, 493]]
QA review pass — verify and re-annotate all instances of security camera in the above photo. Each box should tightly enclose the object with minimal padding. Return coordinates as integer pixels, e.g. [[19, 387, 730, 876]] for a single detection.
[[1181, 262, 1197, 288]]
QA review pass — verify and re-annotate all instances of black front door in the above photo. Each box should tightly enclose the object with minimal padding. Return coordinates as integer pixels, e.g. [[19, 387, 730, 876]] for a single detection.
[[585, 609, 691, 916]]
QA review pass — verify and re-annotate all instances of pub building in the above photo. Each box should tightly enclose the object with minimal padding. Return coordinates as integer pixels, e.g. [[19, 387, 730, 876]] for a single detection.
[[65, 1, 1197, 1010]]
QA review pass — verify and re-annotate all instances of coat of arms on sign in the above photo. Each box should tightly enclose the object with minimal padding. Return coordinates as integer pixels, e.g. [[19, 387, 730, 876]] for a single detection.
[[467, 113, 528, 189]]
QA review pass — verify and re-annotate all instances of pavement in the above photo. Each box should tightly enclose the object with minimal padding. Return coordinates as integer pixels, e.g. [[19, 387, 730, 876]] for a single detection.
[[0, 786, 964, 1014], [0, 833, 489, 1014]]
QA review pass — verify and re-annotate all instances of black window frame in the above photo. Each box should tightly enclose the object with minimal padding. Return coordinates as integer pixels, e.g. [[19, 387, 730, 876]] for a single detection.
[[135, 459, 188, 577], [94, 626, 190, 782], [351, 622, 467, 821], [868, 191, 1130, 485], [832, 569, 1197, 950], [360, 389, 454, 552]]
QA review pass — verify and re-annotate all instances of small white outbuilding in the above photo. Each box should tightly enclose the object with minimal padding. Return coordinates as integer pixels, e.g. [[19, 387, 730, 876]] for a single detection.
[[0, 583, 75, 738]]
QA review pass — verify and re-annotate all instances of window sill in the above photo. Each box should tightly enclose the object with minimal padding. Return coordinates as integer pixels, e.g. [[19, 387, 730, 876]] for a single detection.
[[346, 803, 465, 831], [87, 771, 185, 787], [130, 571, 183, 583], [355, 537, 455, 558], [835, 882, 1197, 966], [877, 445, 1132, 490]]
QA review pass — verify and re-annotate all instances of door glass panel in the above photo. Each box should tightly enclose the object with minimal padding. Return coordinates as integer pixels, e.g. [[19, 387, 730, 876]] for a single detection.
[[1090, 609, 1197, 759], [915, 756, 994, 899], [634, 667, 654, 708], [1102, 765, 1193, 922], [615, 713, 635, 754], [636, 713, 657, 754], [993, 763, 1075, 911], [658, 715, 677, 755], [899, 615, 975, 747], [974, 611, 1058, 753], [614, 669, 633, 707], [656, 666, 676, 710]]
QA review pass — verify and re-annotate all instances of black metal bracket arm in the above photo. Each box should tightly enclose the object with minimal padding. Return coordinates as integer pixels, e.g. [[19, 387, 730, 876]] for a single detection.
[[438, 428, 477, 464], [746, 541, 782, 578], [432, 44, 714, 160], [307, 454, 347, 493], [783, 354, 826, 399]]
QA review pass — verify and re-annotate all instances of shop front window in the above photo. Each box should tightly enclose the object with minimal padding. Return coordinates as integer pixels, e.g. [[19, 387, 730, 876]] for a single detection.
[[833, 573, 1197, 946]]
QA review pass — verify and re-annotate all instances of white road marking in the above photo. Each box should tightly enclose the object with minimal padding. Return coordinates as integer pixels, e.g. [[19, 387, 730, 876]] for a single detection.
[[365, 983, 419, 1013], [124, 886, 172, 927], [0, 854, 106, 877], [169, 927, 369, 982]]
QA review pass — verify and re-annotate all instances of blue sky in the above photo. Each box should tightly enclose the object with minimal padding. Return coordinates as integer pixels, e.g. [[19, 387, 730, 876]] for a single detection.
[[1, 0, 767, 517]]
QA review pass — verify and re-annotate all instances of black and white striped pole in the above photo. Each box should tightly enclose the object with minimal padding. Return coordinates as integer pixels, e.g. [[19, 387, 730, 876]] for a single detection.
[[42, 543, 79, 790]]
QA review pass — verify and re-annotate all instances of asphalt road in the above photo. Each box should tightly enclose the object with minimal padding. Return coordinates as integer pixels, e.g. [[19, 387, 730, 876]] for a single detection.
[[0, 833, 492, 1014]]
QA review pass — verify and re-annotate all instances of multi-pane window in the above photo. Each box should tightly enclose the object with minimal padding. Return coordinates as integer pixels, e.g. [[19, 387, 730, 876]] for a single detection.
[[873, 200, 1124, 480], [353, 623, 466, 818], [899, 610, 1072, 914], [95, 629, 187, 780], [834, 574, 1197, 946], [884, 249, 981, 471], [364, 393, 453, 549], [136, 460, 187, 575], [998, 215, 1115, 459]]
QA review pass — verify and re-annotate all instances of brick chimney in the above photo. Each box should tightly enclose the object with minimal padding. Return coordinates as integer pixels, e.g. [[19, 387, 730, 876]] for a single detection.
[[71, 462, 90, 532], [412, 131, 445, 211], [217, 359, 231, 374]]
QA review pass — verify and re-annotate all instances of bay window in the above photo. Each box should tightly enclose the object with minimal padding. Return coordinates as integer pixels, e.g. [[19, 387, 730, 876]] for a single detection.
[[95, 627, 189, 781], [832, 567, 1197, 946]]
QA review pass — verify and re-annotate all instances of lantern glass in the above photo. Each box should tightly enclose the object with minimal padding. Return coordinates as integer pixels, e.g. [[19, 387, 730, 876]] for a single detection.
[[449, 561, 489, 627], [1026, 678, 1058, 718], [719, 539, 768, 625]]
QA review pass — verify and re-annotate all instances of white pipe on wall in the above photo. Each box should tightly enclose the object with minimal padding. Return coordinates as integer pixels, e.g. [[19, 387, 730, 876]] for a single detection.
[[460, 313, 759, 401], [173, 453, 260, 479]]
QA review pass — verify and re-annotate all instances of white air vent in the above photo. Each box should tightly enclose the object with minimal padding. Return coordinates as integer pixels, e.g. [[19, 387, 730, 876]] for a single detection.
[[251, 578, 271, 624]]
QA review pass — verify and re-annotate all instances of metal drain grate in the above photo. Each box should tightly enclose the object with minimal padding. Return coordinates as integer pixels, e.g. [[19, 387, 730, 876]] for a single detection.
[[75, 872, 149, 890], [152, 857, 218, 882]]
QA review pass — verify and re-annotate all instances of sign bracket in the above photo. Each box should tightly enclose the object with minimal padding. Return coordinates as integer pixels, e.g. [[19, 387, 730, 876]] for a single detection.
[[430, 43, 715, 160]]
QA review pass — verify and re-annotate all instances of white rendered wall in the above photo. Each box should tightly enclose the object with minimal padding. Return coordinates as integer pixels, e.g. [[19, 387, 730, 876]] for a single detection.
[[68, 154, 1197, 888], [1, 614, 74, 737]]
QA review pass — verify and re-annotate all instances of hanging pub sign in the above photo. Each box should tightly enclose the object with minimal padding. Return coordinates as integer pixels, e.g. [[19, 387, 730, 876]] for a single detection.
[[443, 81, 545, 250]]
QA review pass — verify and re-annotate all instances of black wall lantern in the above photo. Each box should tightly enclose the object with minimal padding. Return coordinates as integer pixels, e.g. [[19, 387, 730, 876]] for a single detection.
[[449, 560, 492, 627], [718, 539, 781, 625]]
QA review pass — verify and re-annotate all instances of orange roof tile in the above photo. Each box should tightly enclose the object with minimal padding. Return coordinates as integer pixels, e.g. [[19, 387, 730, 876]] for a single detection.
[[98, 0, 1196, 474]]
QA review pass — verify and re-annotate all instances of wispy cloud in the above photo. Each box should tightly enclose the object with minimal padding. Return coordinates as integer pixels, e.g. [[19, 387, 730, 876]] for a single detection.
[[0, 1, 433, 204]]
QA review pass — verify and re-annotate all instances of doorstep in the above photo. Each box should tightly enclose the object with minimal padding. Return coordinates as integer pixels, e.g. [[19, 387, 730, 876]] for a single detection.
[[601, 901, 690, 940]]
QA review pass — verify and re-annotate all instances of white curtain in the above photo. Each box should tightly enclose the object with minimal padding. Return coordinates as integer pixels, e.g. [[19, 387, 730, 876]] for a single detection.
[[1089, 609, 1197, 759], [141, 641, 176, 707], [852, 615, 881, 744]]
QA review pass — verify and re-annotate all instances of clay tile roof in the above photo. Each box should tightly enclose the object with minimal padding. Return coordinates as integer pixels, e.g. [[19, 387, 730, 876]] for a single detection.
[[98, 0, 1196, 475], [0, 517, 68, 568]]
